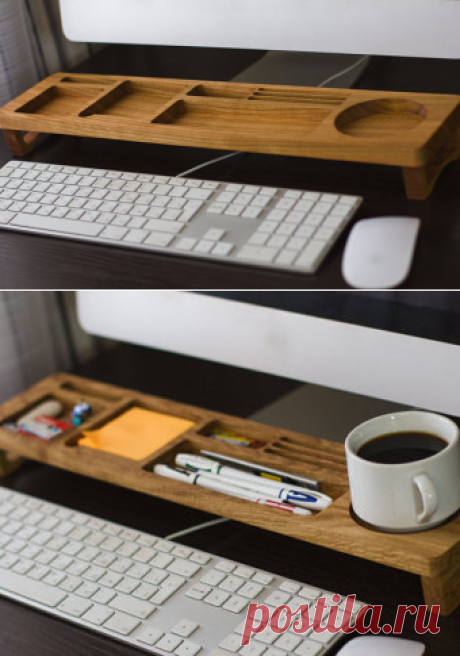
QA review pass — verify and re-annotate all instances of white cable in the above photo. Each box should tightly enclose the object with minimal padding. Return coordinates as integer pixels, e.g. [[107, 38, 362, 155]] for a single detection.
[[165, 517, 230, 541], [317, 54, 369, 88], [175, 57, 368, 178], [177, 151, 242, 178]]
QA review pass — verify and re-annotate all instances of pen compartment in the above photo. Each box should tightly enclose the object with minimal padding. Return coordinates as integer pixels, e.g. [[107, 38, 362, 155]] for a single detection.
[[0, 372, 459, 617]]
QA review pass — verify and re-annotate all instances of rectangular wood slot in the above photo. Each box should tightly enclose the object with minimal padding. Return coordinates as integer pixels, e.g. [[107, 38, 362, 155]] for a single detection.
[[249, 89, 347, 106], [153, 98, 329, 133], [15, 85, 104, 117], [187, 84, 256, 99], [80, 81, 187, 119], [0, 372, 459, 615]]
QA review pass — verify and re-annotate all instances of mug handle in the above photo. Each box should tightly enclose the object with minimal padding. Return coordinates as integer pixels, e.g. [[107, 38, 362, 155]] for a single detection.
[[413, 473, 438, 523]]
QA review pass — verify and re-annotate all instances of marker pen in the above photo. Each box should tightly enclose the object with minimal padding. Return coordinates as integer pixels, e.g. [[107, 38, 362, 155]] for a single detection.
[[176, 454, 332, 510], [200, 449, 320, 490], [154, 465, 311, 516]]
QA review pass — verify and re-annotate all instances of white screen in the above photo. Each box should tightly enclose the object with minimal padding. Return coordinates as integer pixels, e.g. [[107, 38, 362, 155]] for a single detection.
[[60, 0, 460, 59], [77, 291, 460, 418]]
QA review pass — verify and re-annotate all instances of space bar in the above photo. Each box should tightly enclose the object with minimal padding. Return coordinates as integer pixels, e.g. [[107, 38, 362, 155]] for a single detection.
[[10, 213, 103, 237], [0, 569, 67, 607]]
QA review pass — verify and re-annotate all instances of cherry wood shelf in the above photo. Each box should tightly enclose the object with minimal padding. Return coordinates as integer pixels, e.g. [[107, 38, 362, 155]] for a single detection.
[[1, 73, 460, 199], [0, 373, 458, 614]]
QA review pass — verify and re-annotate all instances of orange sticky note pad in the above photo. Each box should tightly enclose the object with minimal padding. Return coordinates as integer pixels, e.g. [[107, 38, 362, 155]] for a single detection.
[[78, 407, 194, 460]]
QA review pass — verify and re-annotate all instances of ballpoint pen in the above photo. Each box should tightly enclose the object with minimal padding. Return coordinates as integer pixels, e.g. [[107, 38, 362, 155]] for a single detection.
[[200, 449, 320, 490], [154, 464, 312, 516], [176, 453, 332, 510]]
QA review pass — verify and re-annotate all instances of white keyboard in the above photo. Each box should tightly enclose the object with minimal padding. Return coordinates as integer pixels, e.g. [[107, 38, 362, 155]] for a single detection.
[[0, 488, 364, 655], [0, 160, 362, 274]]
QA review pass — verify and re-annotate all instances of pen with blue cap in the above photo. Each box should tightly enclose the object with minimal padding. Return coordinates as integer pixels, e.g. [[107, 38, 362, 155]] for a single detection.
[[154, 464, 311, 516], [175, 454, 332, 511]]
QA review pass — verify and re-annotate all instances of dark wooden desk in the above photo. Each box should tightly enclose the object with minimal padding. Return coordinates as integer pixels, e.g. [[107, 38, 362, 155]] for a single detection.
[[1, 47, 460, 289], [0, 345, 458, 655]]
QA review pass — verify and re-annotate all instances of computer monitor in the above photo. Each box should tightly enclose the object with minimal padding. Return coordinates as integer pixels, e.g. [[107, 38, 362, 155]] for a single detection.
[[59, 0, 460, 87], [77, 291, 460, 420]]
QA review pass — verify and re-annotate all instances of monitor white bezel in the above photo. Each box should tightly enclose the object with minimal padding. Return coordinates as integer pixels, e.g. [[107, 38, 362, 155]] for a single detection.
[[77, 291, 460, 418], [59, 0, 460, 59]]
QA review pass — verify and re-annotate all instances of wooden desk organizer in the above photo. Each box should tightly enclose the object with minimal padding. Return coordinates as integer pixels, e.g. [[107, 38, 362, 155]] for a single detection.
[[1, 73, 460, 200], [0, 373, 459, 615]]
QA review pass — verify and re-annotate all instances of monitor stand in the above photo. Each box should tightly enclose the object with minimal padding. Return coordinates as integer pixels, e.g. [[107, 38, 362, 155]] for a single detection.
[[232, 51, 369, 88], [250, 383, 411, 444]]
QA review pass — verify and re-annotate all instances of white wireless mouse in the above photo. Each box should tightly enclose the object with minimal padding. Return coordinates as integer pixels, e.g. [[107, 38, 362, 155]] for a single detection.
[[342, 217, 420, 289], [336, 635, 425, 656]]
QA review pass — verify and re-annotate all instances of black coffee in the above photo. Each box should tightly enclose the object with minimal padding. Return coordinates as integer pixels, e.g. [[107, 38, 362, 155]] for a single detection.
[[357, 431, 448, 464]]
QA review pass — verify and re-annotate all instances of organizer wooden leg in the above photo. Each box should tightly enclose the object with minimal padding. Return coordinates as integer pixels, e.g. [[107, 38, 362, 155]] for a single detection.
[[2, 129, 42, 157], [402, 128, 460, 200], [421, 565, 460, 616], [0, 450, 23, 477]]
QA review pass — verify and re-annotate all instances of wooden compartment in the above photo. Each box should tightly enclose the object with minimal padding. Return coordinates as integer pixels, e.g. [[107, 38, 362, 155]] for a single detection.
[[80, 80, 188, 120], [2, 73, 460, 198], [15, 85, 104, 117], [0, 372, 459, 615], [153, 98, 330, 134]]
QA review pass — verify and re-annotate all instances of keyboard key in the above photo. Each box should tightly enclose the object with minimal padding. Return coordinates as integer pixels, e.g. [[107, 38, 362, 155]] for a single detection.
[[203, 589, 230, 607], [82, 604, 114, 626], [220, 634, 242, 652], [175, 640, 202, 655], [314, 227, 335, 241], [100, 226, 128, 240], [276, 198, 296, 210], [241, 206, 263, 219], [144, 219, 183, 234], [267, 235, 288, 249], [237, 245, 278, 263], [295, 241, 325, 270], [194, 240, 214, 253], [222, 594, 249, 614], [167, 558, 201, 578], [248, 232, 269, 246], [155, 633, 183, 652], [224, 204, 243, 217], [201, 569, 226, 586], [185, 189, 213, 201], [0, 211, 14, 224], [171, 619, 199, 637], [186, 583, 212, 600], [10, 214, 103, 237], [58, 596, 92, 617], [207, 202, 227, 214], [145, 232, 175, 247], [204, 228, 226, 241], [109, 593, 155, 619], [103, 611, 140, 636], [124, 229, 148, 244], [175, 237, 198, 251], [212, 242, 234, 256], [275, 633, 302, 650], [137, 627, 164, 645]]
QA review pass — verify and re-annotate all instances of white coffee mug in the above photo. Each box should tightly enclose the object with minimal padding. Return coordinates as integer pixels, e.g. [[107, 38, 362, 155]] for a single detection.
[[345, 411, 460, 532]]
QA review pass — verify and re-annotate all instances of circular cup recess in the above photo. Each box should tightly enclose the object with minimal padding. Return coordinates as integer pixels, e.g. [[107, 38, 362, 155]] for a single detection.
[[335, 98, 427, 138]]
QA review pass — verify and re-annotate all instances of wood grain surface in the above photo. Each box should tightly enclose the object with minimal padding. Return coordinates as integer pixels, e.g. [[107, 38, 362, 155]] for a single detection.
[[2, 72, 460, 200]]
